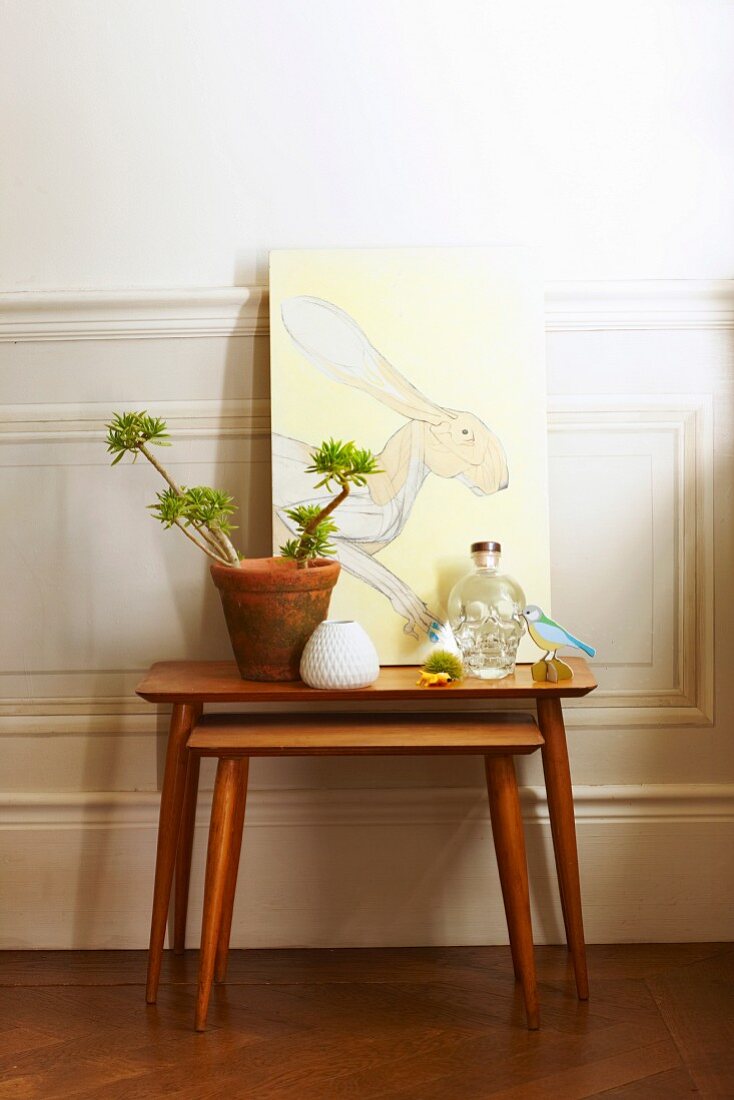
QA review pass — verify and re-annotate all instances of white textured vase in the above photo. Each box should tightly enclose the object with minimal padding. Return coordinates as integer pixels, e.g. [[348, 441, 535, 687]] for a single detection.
[[300, 620, 380, 689]]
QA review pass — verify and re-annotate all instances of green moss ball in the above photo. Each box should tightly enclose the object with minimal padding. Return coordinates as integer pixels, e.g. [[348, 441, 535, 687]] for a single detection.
[[421, 649, 464, 681]]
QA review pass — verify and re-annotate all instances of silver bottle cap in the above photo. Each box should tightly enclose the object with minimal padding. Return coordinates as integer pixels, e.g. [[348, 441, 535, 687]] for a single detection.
[[471, 541, 501, 553]]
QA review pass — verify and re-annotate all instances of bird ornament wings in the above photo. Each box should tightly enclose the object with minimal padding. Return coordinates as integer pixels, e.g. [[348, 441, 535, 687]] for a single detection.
[[535, 619, 580, 648]]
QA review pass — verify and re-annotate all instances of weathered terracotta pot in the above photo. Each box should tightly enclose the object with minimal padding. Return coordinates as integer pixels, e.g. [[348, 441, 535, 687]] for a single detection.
[[210, 557, 341, 681]]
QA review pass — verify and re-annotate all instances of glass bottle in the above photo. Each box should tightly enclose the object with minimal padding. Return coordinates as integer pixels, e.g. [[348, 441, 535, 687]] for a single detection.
[[448, 541, 526, 680]]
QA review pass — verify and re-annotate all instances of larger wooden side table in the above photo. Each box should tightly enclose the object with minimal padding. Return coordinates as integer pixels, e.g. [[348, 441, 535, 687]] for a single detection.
[[137, 659, 596, 1018]]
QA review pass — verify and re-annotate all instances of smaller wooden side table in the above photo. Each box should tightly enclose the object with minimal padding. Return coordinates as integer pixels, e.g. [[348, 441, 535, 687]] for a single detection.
[[188, 710, 544, 1031], [136, 660, 596, 1025]]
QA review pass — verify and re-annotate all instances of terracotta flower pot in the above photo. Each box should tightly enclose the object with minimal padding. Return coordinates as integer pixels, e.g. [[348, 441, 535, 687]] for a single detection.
[[210, 557, 341, 681]]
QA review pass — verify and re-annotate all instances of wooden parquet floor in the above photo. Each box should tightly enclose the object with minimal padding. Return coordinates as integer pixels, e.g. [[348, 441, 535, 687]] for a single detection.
[[0, 944, 732, 1099]]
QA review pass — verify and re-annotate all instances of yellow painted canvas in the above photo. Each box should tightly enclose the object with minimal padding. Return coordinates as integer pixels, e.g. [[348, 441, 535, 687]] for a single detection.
[[269, 247, 551, 664]]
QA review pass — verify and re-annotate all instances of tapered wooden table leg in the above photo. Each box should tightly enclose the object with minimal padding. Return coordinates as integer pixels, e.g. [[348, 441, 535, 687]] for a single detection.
[[146, 703, 200, 1004], [173, 752, 201, 954], [485, 754, 539, 1030], [214, 757, 248, 984], [196, 757, 247, 1031], [485, 766, 522, 985], [536, 696, 589, 1001]]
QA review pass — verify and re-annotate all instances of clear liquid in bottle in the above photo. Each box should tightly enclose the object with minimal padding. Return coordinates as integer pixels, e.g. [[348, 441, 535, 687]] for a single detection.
[[448, 542, 526, 680]]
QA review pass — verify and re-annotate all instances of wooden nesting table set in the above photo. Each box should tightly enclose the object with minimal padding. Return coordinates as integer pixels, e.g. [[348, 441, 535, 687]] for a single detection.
[[136, 658, 597, 1032]]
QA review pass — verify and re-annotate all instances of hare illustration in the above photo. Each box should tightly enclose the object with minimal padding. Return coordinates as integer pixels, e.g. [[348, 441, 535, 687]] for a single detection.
[[273, 296, 509, 639]]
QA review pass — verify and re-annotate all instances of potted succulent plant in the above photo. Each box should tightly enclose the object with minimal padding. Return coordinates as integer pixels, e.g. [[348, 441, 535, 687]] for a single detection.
[[105, 412, 380, 680]]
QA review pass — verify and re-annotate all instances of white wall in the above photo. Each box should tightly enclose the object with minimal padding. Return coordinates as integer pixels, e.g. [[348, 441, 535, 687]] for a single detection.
[[1, 0, 733, 947], [2, 0, 734, 289]]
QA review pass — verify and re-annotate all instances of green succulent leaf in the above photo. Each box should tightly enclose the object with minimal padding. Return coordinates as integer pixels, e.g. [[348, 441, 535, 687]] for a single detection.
[[305, 438, 382, 487], [179, 486, 237, 532], [105, 411, 170, 462], [284, 504, 325, 528], [148, 487, 186, 528], [105, 410, 241, 566], [148, 485, 237, 535], [279, 538, 301, 561], [280, 507, 338, 561], [283, 438, 380, 561]]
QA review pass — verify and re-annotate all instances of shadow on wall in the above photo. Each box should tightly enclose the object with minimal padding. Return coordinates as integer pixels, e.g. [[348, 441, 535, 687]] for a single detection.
[[72, 316, 273, 947]]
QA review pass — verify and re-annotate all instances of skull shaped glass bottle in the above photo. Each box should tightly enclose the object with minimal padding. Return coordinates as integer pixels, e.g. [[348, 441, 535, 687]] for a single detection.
[[448, 541, 526, 679]]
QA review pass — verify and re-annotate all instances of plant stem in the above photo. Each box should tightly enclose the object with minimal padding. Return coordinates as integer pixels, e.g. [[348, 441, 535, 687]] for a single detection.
[[139, 442, 182, 494], [196, 524, 228, 555], [295, 481, 350, 567], [302, 482, 350, 534], [174, 520, 230, 565], [138, 441, 240, 566], [210, 528, 240, 566]]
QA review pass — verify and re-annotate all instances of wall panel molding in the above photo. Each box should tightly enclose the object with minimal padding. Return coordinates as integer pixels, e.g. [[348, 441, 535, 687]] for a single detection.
[[3, 784, 733, 829], [545, 279, 734, 330], [0, 393, 713, 731], [1, 279, 733, 342], [0, 287, 267, 342], [549, 395, 714, 729], [2, 784, 732, 948], [0, 399, 270, 443]]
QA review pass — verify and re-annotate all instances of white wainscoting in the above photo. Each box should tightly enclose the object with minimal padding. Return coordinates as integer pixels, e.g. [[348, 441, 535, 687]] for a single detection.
[[0, 281, 730, 948], [548, 395, 713, 728], [1, 785, 732, 949], [0, 394, 713, 730]]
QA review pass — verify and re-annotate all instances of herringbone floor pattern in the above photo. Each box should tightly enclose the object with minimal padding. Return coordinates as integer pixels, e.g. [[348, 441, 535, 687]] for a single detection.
[[0, 944, 732, 1098]]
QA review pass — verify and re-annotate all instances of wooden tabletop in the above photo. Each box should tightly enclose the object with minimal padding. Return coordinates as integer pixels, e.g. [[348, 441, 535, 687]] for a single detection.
[[136, 659, 596, 703]]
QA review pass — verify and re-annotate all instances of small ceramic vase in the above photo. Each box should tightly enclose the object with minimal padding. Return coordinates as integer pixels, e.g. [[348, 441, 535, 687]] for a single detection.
[[300, 620, 379, 689]]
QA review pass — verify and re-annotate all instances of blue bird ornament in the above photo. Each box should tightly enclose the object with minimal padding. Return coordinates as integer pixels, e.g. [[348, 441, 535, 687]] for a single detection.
[[521, 605, 595, 682]]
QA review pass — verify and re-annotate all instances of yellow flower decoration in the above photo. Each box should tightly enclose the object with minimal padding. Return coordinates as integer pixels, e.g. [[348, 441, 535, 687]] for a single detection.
[[417, 671, 453, 688]]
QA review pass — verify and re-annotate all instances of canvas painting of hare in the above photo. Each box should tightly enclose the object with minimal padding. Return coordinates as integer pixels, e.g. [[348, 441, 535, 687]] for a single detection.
[[270, 247, 551, 665]]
